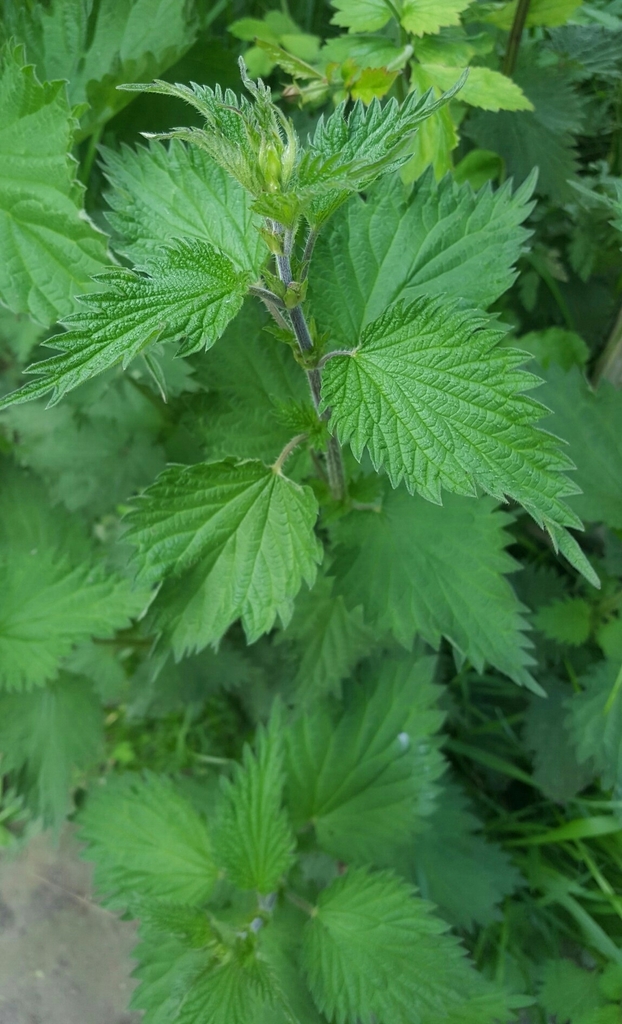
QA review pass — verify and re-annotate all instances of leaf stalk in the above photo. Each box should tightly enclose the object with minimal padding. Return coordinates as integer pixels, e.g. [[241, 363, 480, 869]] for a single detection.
[[272, 433, 308, 474]]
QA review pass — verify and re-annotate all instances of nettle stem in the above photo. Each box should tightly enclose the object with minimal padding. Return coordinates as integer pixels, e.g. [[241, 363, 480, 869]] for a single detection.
[[272, 224, 346, 501], [300, 227, 318, 281], [503, 0, 532, 76]]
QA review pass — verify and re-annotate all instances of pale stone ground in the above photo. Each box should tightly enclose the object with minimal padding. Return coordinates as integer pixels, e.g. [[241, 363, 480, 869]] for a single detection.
[[0, 828, 141, 1024]]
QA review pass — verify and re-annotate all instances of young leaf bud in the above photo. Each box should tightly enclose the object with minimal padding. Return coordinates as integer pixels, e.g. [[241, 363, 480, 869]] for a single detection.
[[258, 140, 282, 192]]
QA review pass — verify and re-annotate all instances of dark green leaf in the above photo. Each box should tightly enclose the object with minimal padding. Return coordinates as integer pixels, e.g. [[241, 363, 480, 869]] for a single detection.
[[214, 712, 295, 893], [79, 772, 218, 909], [103, 140, 266, 274], [332, 484, 538, 687], [0, 239, 250, 409], [411, 780, 522, 929], [286, 655, 446, 863], [0, 673, 103, 824], [125, 459, 322, 655], [536, 365, 622, 529], [0, 44, 108, 325], [310, 171, 535, 344]]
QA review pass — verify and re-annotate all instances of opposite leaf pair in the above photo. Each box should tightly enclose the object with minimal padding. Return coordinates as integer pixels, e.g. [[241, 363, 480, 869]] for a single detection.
[[0, 56, 599, 680], [79, 661, 519, 1024]]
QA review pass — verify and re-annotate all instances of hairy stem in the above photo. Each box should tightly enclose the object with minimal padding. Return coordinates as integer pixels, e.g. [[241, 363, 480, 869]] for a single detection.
[[300, 228, 318, 281], [272, 433, 308, 474], [285, 889, 316, 916], [79, 124, 103, 185], [317, 348, 354, 369], [249, 284, 287, 308], [593, 304, 622, 388], [502, 0, 532, 76], [249, 284, 291, 330], [528, 254, 575, 331], [273, 235, 347, 500], [326, 434, 347, 499]]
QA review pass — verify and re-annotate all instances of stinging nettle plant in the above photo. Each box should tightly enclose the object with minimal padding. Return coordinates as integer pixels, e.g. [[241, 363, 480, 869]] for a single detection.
[[0, 55, 605, 1022], [0, 60, 598, 601]]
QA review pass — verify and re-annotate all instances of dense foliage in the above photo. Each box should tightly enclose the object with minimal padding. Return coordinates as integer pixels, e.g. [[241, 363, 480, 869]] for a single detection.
[[1, 1, 622, 1021]]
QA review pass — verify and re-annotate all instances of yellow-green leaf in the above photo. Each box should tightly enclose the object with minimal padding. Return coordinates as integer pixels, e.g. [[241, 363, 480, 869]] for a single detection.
[[421, 64, 533, 111], [485, 0, 581, 29], [401, 0, 472, 36], [400, 66, 459, 180]]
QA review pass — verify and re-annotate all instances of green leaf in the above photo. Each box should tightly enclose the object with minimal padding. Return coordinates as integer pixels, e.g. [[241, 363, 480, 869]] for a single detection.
[[517, 327, 589, 370], [258, 905, 328, 1024], [0, 306, 44, 365], [131, 909, 297, 1024], [330, 0, 394, 33], [102, 139, 266, 275], [349, 65, 401, 103], [608, 180, 622, 237], [298, 83, 465, 218], [423, 985, 526, 1024], [598, 617, 622, 662], [0, 535, 145, 692], [3, 0, 198, 138], [548, 24, 622, 79], [539, 959, 604, 1024], [126, 640, 258, 720], [0, 44, 108, 326], [175, 954, 281, 1024], [79, 771, 218, 909], [453, 149, 503, 189], [411, 780, 521, 929], [301, 866, 490, 1024], [195, 303, 310, 464], [401, 0, 474, 36], [0, 239, 250, 409], [214, 711, 295, 893], [400, 82, 459, 181], [486, 0, 582, 29], [0, 673, 102, 824], [277, 571, 374, 705], [125, 459, 322, 655], [229, 11, 300, 41], [535, 366, 622, 529], [131, 899, 216, 949], [600, 964, 622, 1003], [4, 376, 166, 516], [310, 171, 535, 344], [129, 926, 201, 1024], [331, 486, 537, 689], [420, 64, 533, 111], [119, 74, 293, 210], [415, 28, 494, 66], [321, 299, 594, 585], [286, 655, 446, 864], [254, 40, 325, 83], [465, 60, 583, 200], [524, 681, 593, 801], [567, 661, 622, 791], [65, 639, 128, 703], [320, 35, 407, 70], [0, 462, 91, 557], [512, 57, 586, 135], [535, 597, 592, 645], [124, 73, 461, 227]]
